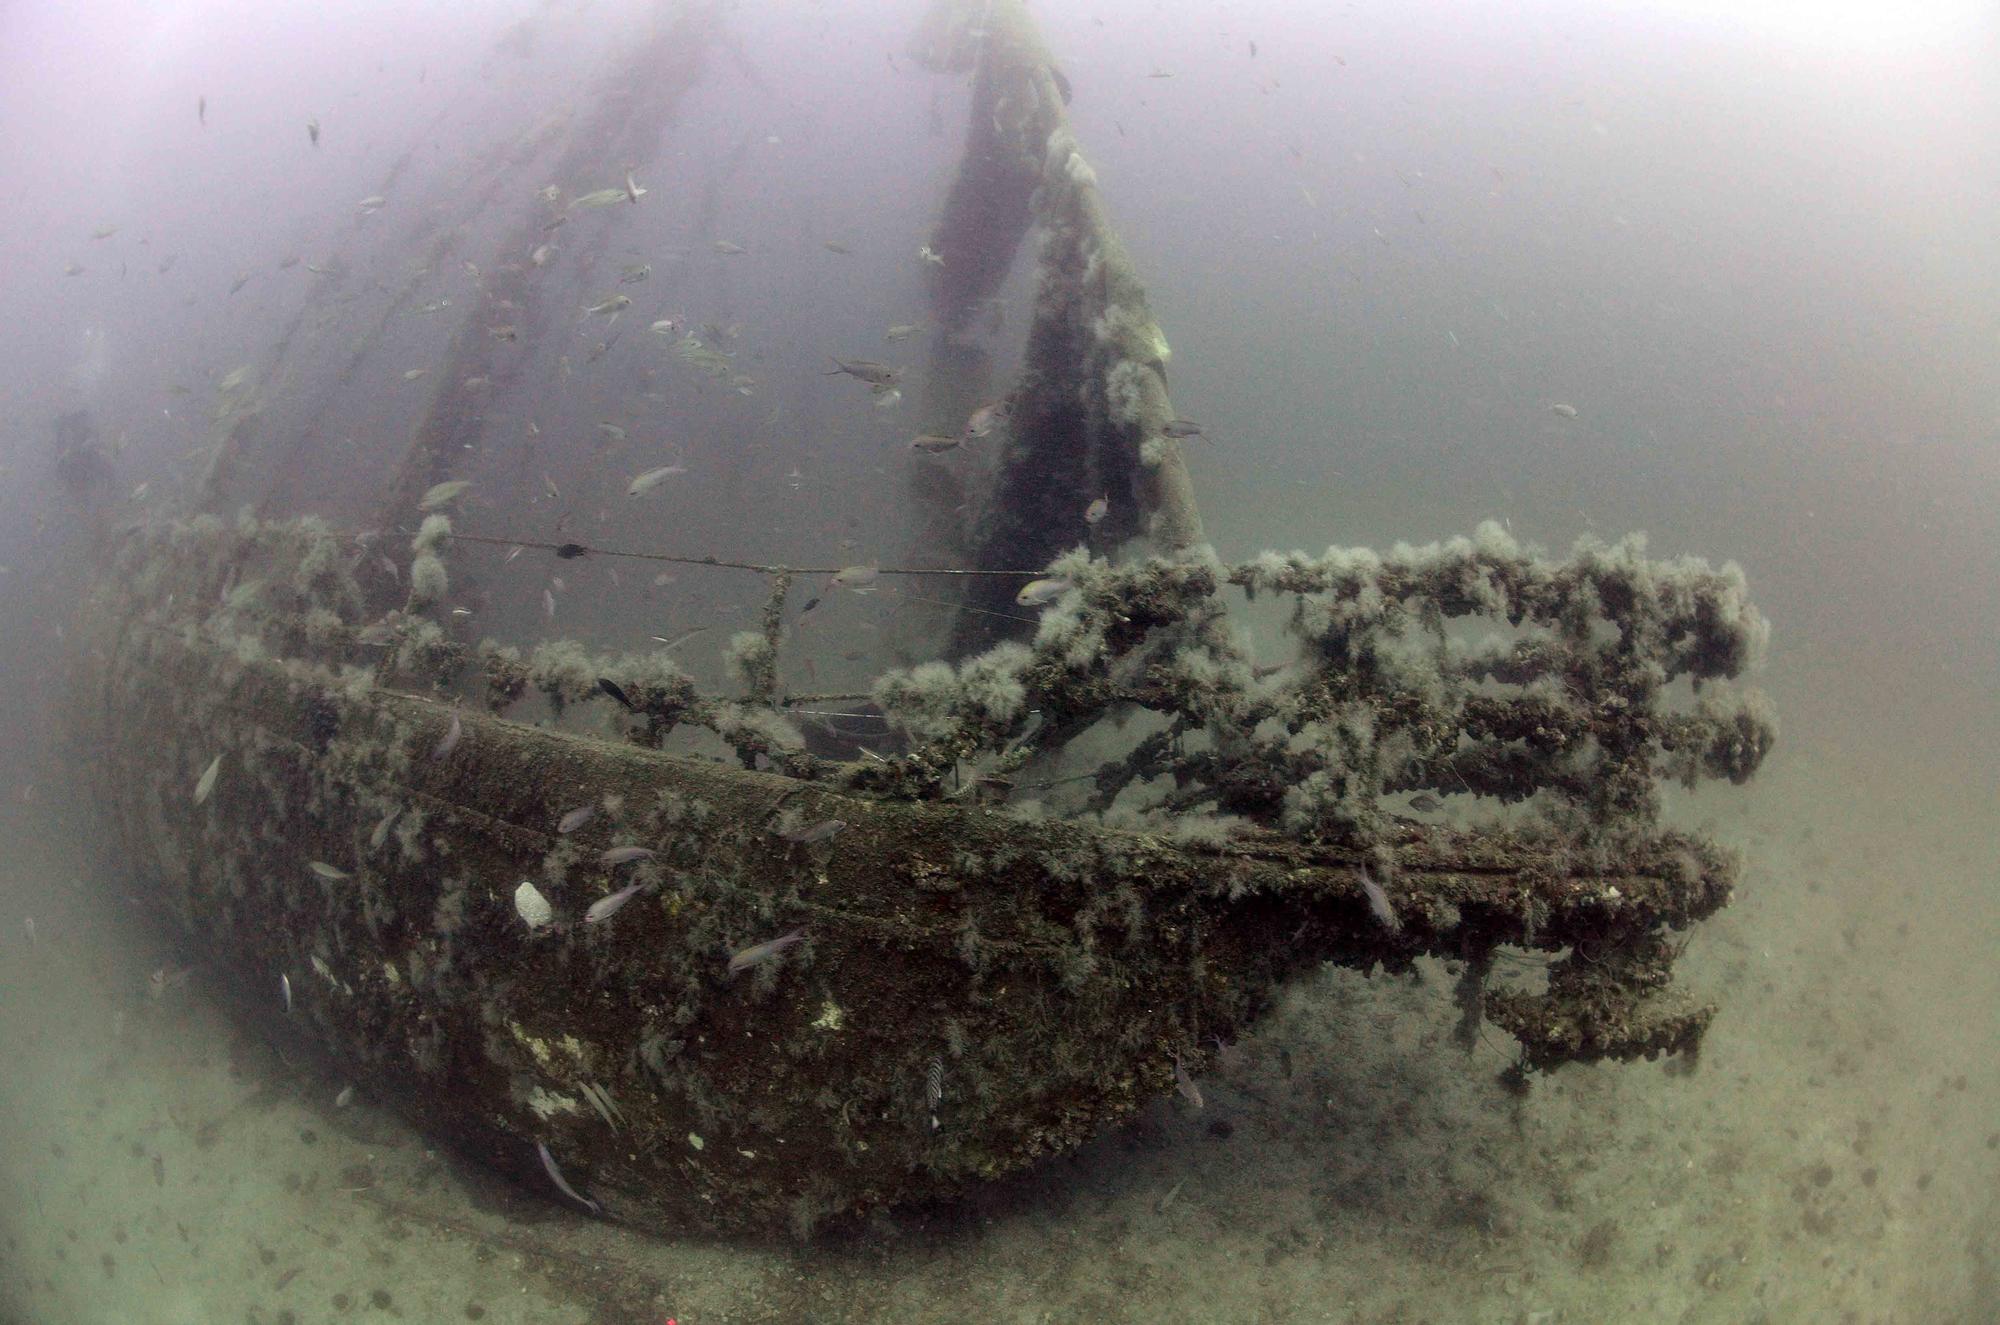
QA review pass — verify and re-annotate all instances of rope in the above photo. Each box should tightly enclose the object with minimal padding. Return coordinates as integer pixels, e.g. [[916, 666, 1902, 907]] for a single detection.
[[443, 532, 1045, 580]]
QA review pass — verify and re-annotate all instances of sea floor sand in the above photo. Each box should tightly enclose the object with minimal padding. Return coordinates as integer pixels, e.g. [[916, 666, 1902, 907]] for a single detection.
[[2, 733, 1993, 1325]]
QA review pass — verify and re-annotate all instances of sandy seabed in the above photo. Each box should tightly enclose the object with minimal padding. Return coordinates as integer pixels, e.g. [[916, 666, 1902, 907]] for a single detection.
[[1, 720, 1994, 1325]]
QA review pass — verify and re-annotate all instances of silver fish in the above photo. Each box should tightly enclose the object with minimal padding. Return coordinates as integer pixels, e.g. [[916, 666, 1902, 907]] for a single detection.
[[830, 566, 879, 592], [419, 478, 472, 510], [774, 818, 847, 845], [963, 399, 1007, 437], [1015, 577, 1072, 607], [1173, 1053, 1203, 1109], [727, 928, 806, 974], [583, 294, 631, 316], [1083, 495, 1108, 526], [432, 712, 462, 760], [617, 263, 651, 284], [281, 972, 292, 1013], [334, 1084, 354, 1108], [1407, 793, 1443, 813], [825, 356, 899, 387], [557, 805, 597, 835], [584, 882, 650, 923], [1160, 418, 1203, 438], [569, 187, 627, 209], [627, 465, 687, 496], [1549, 402, 1579, 419], [1357, 865, 1401, 932], [623, 170, 647, 203], [910, 434, 962, 454], [193, 754, 222, 805], [597, 845, 656, 867], [356, 195, 386, 213], [308, 861, 351, 881], [536, 1141, 601, 1215]]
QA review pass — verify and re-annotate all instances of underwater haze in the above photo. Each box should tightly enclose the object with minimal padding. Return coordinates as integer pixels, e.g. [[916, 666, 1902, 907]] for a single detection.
[[2, 0, 1996, 1321]]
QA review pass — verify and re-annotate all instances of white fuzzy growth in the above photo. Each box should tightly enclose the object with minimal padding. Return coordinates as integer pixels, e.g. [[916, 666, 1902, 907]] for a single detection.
[[723, 630, 776, 691], [412, 513, 452, 555], [514, 880, 553, 931], [408, 552, 448, 607]]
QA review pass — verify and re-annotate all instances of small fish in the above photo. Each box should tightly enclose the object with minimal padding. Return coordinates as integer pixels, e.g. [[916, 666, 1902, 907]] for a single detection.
[[1357, 865, 1401, 932], [306, 116, 320, 146], [515, 880, 554, 930], [598, 846, 656, 867], [193, 754, 222, 805], [432, 712, 462, 760], [402, 368, 428, 381], [1015, 577, 1072, 607], [872, 387, 903, 409], [1407, 793, 1443, 813], [585, 882, 651, 924], [530, 243, 555, 267], [623, 169, 647, 203], [228, 271, 252, 295], [536, 1141, 600, 1215], [91, 225, 118, 240], [488, 324, 518, 341], [198, 94, 206, 126], [1160, 418, 1204, 438], [308, 861, 351, 881], [712, 240, 747, 255], [917, 244, 944, 266], [1173, 1053, 1203, 1110], [356, 195, 386, 213], [825, 357, 900, 387], [648, 318, 680, 336], [557, 805, 597, 835], [583, 294, 631, 316], [23, 917, 36, 946], [280, 972, 292, 1013], [822, 240, 851, 254], [1083, 495, 1108, 526], [538, 184, 561, 203], [334, 1084, 355, 1108], [418, 478, 472, 510], [596, 422, 627, 441], [626, 464, 687, 496], [910, 434, 962, 454], [727, 929, 806, 974], [774, 818, 847, 845], [597, 677, 635, 709], [617, 263, 651, 284], [1549, 402, 1579, 419], [369, 808, 401, 850], [884, 323, 921, 342], [63, 261, 84, 277], [830, 566, 879, 592], [963, 400, 1007, 437], [543, 588, 556, 618], [569, 187, 628, 209]]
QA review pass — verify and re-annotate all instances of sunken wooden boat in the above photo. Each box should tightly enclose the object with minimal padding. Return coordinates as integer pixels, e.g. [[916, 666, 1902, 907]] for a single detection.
[[71, 0, 1775, 1236]]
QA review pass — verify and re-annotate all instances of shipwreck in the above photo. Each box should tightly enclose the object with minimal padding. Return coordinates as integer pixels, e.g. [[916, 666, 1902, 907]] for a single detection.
[[72, 0, 1774, 1237]]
